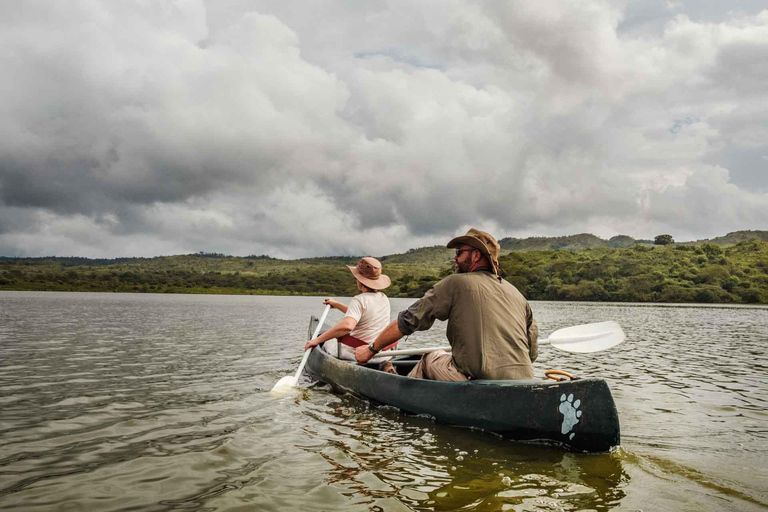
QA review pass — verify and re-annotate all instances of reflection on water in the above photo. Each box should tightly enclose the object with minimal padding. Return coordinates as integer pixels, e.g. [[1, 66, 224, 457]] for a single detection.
[[0, 292, 766, 511], [298, 391, 627, 511]]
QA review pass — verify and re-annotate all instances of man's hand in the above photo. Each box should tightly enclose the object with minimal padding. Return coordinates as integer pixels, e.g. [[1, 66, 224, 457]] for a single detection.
[[355, 321, 403, 364], [305, 339, 321, 351], [355, 345, 375, 364], [323, 298, 342, 310]]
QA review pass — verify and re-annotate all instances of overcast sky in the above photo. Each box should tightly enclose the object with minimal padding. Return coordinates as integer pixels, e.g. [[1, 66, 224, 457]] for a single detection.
[[1, 0, 766, 258]]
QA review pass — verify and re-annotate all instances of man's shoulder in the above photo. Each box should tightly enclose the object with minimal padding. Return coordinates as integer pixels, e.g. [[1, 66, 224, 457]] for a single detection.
[[440, 271, 496, 283], [435, 273, 467, 287], [442, 272, 526, 296], [435, 272, 493, 291], [346, 294, 364, 309], [355, 291, 389, 306]]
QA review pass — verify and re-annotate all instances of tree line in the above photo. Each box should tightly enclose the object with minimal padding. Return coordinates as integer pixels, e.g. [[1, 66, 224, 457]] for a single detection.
[[0, 240, 765, 304], [499, 240, 766, 303]]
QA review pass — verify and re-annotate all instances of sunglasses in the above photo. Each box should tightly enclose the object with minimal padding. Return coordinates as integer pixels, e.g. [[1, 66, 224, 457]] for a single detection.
[[455, 249, 476, 257]]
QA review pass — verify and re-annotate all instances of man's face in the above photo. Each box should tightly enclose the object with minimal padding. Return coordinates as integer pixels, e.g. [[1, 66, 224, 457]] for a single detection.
[[453, 244, 477, 273]]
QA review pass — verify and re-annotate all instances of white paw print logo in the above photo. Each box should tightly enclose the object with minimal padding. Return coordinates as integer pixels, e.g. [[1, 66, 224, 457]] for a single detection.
[[558, 393, 582, 440]]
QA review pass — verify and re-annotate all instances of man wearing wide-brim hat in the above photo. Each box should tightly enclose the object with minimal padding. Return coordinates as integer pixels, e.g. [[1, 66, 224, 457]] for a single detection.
[[305, 257, 395, 361], [355, 228, 538, 381]]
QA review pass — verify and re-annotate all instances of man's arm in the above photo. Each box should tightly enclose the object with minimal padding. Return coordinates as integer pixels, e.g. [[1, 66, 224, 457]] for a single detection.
[[305, 317, 357, 350], [355, 278, 454, 364], [354, 320, 403, 363], [324, 298, 348, 314]]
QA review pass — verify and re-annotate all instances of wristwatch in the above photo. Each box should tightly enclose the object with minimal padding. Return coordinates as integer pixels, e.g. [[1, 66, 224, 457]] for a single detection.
[[368, 342, 380, 354]]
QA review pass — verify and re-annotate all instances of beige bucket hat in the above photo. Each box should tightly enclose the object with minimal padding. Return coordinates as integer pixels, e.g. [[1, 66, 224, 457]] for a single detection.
[[347, 257, 391, 290], [447, 227, 501, 275]]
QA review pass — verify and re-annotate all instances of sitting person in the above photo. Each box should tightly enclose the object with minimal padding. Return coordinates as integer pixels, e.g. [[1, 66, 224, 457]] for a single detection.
[[355, 228, 538, 380], [305, 257, 395, 360]]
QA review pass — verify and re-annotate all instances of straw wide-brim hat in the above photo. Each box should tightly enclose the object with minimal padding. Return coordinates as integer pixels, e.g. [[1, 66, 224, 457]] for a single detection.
[[447, 227, 501, 275], [348, 257, 391, 290]]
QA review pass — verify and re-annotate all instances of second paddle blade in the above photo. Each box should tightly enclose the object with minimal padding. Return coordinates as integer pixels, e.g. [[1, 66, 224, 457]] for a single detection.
[[548, 321, 625, 353]]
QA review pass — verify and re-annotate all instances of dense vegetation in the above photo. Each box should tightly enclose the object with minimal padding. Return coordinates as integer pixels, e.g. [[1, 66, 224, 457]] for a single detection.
[[497, 229, 767, 251], [500, 240, 767, 303], [499, 233, 652, 251], [0, 253, 448, 298], [1, 234, 766, 304]]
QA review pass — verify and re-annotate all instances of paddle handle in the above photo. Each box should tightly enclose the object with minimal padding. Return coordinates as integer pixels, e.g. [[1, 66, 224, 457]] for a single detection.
[[382, 346, 450, 357], [294, 304, 331, 380], [374, 329, 626, 358], [363, 321, 623, 359]]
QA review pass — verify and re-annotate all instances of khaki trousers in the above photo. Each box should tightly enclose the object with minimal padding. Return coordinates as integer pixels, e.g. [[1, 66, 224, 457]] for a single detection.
[[407, 350, 469, 382]]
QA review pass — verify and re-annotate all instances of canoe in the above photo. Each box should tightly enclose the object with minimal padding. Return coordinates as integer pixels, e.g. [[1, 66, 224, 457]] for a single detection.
[[304, 315, 621, 453]]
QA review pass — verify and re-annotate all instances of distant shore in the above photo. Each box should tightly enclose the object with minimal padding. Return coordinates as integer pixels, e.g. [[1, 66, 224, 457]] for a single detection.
[[2, 239, 766, 304]]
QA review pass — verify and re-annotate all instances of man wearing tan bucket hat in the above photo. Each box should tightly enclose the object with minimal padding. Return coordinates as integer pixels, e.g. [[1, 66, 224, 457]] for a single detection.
[[305, 257, 396, 360], [356, 228, 538, 381]]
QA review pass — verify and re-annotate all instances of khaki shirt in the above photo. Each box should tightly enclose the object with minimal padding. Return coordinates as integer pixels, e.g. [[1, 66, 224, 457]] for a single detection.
[[398, 271, 538, 380]]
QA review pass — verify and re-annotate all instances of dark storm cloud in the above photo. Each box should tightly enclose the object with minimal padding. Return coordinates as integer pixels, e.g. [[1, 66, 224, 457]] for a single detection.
[[0, 0, 766, 257]]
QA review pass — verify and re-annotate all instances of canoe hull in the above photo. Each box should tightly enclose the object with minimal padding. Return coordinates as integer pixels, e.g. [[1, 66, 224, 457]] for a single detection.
[[304, 317, 620, 452]]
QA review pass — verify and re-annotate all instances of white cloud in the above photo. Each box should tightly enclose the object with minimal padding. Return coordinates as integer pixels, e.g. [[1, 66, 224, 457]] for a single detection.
[[0, 1, 766, 257], [645, 165, 768, 239]]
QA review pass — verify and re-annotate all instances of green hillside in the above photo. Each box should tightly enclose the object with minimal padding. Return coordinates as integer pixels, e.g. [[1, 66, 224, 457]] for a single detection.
[[381, 246, 454, 264], [688, 230, 768, 246], [500, 240, 767, 304], [499, 230, 767, 251], [500, 233, 614, 251], [1, 232, 766, 304], [0, 252, 450, 299]]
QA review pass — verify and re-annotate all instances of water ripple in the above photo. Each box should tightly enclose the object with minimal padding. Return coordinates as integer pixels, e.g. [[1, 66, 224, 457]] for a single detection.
[[0, 292, 766, 511]]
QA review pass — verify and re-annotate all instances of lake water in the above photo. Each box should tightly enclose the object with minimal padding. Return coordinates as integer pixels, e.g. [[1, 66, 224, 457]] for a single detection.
[[0, 291, 766, 511]]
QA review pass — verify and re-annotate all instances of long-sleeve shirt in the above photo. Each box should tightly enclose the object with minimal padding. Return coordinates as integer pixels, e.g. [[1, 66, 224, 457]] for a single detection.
[[397, 271, 538, 380]]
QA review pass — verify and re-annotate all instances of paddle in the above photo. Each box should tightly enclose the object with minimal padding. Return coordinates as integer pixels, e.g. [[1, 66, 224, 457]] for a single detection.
[[377, 320, 625, 358], [271, 304, 332, 393]]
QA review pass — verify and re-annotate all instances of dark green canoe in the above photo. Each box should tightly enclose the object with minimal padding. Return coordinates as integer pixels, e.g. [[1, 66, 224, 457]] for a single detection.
[[304, 315, 621, 453]]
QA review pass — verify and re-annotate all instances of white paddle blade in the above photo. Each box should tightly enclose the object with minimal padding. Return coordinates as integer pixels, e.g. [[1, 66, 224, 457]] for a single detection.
[[270, 304, 333, 395], [270, 375, 298, 395], [547, 321, 625, 353]]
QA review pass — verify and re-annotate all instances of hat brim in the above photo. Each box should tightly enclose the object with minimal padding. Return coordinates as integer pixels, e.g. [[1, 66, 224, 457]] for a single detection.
[[447, 235, 493, 262], [347, 266, 391, 290]]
